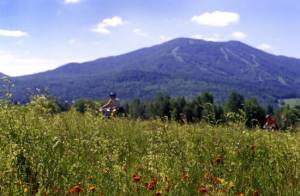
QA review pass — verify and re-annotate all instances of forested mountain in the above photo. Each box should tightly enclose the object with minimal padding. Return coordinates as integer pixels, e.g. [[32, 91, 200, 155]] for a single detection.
[[7, 38, 300, 103]]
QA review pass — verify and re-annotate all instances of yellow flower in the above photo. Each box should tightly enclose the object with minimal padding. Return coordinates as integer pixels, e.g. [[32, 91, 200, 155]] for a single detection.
[[24, 187, 29, 193], [88, 185, 96, 192], [228, 181, 235, 189]]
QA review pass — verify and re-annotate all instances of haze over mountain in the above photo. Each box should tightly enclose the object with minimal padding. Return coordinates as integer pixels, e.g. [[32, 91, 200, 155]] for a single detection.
[[8, 38, 300, 103]]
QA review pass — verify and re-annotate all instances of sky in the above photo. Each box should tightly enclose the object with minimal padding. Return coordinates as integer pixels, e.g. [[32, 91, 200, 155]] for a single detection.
[[0, 0, 300, 76]]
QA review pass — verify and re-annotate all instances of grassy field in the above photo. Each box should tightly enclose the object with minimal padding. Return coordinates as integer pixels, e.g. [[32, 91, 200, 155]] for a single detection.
[[0, 105, 299, 195], [283, 98, 300, 107]]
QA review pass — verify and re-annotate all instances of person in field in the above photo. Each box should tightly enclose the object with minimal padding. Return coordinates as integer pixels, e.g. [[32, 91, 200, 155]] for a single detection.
[[100, 92, 121, 117], [263, 114, 277, 130]]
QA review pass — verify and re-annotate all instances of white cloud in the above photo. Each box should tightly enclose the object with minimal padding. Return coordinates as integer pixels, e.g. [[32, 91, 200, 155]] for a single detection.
[[92, 16, 125, 35], [191, 11, 240, 27], [231, 31, 248, 40], [65, 0, 80, 4], [0, 50, 60, 76], [133, 28, 149, 37], [0, 29, 28, 38], [191, 34, 220, 42], [257, 43, 272, 51], [160, 35, 172, 42]]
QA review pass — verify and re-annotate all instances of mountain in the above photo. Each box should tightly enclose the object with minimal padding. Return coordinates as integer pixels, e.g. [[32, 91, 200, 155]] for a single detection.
[[10, 38, 300, 103]]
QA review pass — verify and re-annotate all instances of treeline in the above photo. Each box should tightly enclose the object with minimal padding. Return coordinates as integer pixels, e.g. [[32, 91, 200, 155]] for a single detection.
[[59, 92, 299, 130], [1, 87, 300, 130]]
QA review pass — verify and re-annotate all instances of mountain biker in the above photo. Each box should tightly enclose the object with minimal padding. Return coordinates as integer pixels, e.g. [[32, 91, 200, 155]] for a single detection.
[[263, 114, 277, 130], [100, 92, 121, 117]]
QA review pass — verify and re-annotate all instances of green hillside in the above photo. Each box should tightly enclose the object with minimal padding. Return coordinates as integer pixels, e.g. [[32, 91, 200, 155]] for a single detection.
[[283, 98, 300, 107]]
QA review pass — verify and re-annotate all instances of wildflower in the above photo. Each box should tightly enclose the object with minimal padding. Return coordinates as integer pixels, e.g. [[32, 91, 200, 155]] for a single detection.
[[181, 172, 189, 181], [24, 187, 29, 193], [203, 171, 210, 179], [211, 176, 225, 185], [88, 185, 96, 192], [164, 176, 171, 182], [122, 164, 128, 172], [137, 164, 145, 171], [237, 193, 245, 196], [134, 187, 140, 192], [228, 181, 235, 189], [132, 174, 141, 182], [152, 178, 159, 184], [165, 185, 171, 192], [53, 186, 60, 193], [103, 168, 110, 174], [215, 155, 223, 164], [145, 178, 159, 191], [145, 181, 155, 191], [155, 190, 163, 195], [251, 144, 256, 151], [85, 176, 95, 180], [252, 191, 260, 196], [197, 185, 208, 194], [69, 185, 84, 194]]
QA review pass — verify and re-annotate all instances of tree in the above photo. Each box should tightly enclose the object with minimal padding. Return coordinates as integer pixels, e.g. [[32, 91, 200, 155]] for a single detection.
[[184, 103, 194, 123], [129, 99, 146, 119], [214, 105, 225, 124], [244, 97, 266, 128], [266, 104, 274, 115], [73, 99, 97, 113], [200, 92, 216, 124], [191, 96, 203, 122], [225, 92, 244, 113], [280, 106, 300, 129], [150, 93, 171, 120], [200, 92, 214, 104], [171, 97, 186, 122]]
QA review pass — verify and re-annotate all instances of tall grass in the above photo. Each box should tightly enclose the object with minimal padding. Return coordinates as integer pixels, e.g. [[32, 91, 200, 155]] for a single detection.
[[0, 104, 299, 195]]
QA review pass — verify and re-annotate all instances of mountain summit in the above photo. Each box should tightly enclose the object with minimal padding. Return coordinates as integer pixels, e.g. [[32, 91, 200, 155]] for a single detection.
[[11, 38, 300, 103], [0, 73, 6, 77]]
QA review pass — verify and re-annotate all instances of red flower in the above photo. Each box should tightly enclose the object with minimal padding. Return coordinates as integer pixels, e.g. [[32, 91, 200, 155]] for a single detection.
[[181, 172, 189, 181], [252, 191, 260, 196], [145, 178, 159, 191], [69, 185, 84, 194], [197, 185, 208, 194], [132, 174, 142, 182], [215, 155, 223, 164]]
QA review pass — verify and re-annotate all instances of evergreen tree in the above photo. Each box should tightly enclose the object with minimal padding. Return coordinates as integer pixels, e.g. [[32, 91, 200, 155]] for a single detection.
[[225, 91, 245, 113], [150, 93, 171, 120], [200, 92, 214, 104], [244, 97, 266, 128], [266, 104, 274, 115], [129, 99, 146, 119], [171, 97, 186, 122], [184, 103, 194, 123]]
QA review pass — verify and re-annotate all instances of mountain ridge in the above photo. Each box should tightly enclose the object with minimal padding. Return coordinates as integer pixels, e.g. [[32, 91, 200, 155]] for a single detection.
[[7, 38, 300, 103]]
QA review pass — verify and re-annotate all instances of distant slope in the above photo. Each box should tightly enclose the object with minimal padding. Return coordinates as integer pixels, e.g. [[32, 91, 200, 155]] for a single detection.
[[11, 38, 300, 103], [0, 73, 6, 77]]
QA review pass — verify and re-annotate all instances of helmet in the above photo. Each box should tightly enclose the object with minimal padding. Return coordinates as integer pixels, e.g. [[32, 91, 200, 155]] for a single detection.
[[109, 92, 116, 97]]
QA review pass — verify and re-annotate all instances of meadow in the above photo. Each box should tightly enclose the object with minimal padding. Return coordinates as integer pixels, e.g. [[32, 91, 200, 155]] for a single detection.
[[0, 103, 299, 196], [283, 99, 300, 108]]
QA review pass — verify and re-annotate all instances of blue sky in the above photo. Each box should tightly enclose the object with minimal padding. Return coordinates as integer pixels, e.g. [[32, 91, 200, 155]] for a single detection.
[[0, 0, 300, 76]]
